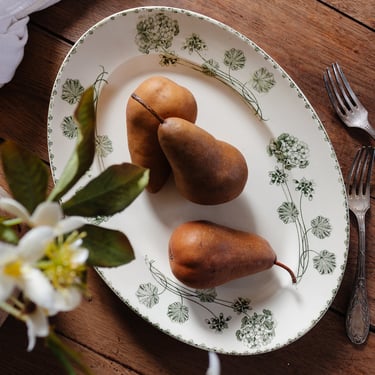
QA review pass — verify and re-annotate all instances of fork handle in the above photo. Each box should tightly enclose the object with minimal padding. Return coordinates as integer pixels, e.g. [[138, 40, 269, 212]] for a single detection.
[[363, 119, 375, 140], [345, 214, 370, 344]]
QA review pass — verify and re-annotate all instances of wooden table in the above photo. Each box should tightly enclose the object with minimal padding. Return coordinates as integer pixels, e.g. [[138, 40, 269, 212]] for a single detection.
[[0, 0, 374, 374]]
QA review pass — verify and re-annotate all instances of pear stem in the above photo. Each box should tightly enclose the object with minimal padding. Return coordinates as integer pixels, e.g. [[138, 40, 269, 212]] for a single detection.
[[274, 260, 297, 284], [131, 93, 165, 123]]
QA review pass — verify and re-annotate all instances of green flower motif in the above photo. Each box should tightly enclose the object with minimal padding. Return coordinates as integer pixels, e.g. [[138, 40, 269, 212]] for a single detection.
[[231, 297, 252, 314], [223, 48, 246, 71], [159, 52, 178, 66], [313, 250, 336, 274], [61, 79, 84, 104], [182, 33, 207, 54], [195, 289, 217, 303], [251, 67, 276, 93], [236, 309, 275, 348], [201, 58, 220, 76], [60, 116, 78, 139], [269, 166, 288, 185], [205, 313, 231, 333], [136, 282, 159, 308], [294, 177, 315, 200], [95, 135, 113, 158], [268, 133, 309, 170], [135, 13, 179, 54], [268, 133, 334, 281], [311, 216, 332, 239], [277, 201, 299, 224], [167, 302, 189, 323]]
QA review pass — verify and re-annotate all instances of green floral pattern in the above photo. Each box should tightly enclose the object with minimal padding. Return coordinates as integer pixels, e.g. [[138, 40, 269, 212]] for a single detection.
[[268, 133, 336, 280], [47, 7, 348, 355], [236, 310, 275, 348], [60, 116, 78, 139], [134, 13, 277, 120], [61, 78, 84, 104], [251, 67, 276, 93], [59, 68, 113, 164], [135, 257, 276, 349], [135, 13, 179, 53], [95, 135, 113, 158]]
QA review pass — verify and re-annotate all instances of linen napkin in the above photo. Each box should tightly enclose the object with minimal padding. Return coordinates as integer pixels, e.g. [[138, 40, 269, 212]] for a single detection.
[[0, 0, 60, 88]]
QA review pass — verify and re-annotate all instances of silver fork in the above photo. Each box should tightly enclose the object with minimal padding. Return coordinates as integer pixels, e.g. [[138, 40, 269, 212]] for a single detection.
[[323, 63, 375, 139], [345, 146, 374, 344]]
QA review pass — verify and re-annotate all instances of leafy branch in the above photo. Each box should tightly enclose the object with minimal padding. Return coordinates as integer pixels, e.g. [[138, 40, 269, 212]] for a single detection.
[[0, 86, 149, 374]]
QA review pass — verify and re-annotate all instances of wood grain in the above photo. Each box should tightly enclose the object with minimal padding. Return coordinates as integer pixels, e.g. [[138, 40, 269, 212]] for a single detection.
[[0, 26, 70, 160], [321, 0, 375, 29], [0, 0, 374, 373]]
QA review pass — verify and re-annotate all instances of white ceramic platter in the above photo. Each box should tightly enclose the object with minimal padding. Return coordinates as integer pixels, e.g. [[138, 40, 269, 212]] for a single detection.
[[47, 6, 349, 355]]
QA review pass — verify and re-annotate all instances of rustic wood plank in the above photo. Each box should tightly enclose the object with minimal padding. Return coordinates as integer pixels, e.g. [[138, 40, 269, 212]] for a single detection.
[[0, 25, 71, 161], [0, 0, 374, 373], [321, 0, 375, 29], [49, 269, 375, 375], [0, 316, 140, 375], [1, 266, 374, 374], [15, 0, 375, 159], [23, 0, 375, 315]]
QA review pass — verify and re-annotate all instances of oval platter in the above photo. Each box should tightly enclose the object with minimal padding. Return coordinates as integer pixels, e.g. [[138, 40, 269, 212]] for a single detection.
[[47, 6, 349, 355]]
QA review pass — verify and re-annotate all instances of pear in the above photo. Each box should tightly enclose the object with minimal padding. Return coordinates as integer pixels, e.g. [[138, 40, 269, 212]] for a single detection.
[[126, 76, 197, 193], [158, 117, 248, 205], [169, 220, 297, 288]]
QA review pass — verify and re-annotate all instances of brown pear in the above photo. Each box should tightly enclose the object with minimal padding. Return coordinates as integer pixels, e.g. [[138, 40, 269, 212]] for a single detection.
[[126, 76, 198, 193], [158, 117, 248, 205], [169, 220, 297, 288]]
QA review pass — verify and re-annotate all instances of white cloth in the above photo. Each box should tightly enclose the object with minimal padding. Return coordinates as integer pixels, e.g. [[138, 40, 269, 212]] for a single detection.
[[206, 352, 221, 375], [0, 0, 60, 88]]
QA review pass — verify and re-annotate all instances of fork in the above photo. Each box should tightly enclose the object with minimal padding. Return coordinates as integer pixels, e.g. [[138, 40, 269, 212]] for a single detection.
[[323, 63, 375, 139], [345, 146, 374, 344]]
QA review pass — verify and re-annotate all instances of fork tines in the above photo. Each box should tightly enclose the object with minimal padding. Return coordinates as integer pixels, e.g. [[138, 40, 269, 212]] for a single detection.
[[347, 146, 375, 196], [323, 62, 360, 116]]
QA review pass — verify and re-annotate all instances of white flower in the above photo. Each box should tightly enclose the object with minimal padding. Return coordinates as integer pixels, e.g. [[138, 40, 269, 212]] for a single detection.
[[0, 198, 84, 235], [0, 198, 89, 351], [0, 227, 55, 306], [39, 232, 89, 314], [25, 306, 50, 351], [51, 287, 82, 314]]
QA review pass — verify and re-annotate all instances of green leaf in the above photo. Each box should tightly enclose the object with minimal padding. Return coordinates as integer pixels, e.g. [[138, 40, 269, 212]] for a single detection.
[[0, 222, 19, 244], [62, 163, 149, 217], [1, 141, 48, 213], [48, 86, 96, 202], [46, 329, 94, 375], [81, 224, 135, 267]]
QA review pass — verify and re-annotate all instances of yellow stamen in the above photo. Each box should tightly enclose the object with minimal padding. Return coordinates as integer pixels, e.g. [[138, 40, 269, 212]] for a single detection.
[[4, 260, 22, 277], [38, 232, 87, 290]]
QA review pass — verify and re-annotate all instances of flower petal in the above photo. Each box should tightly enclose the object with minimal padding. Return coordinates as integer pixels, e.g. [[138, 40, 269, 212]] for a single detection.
[[55, 216, 85, 235], [30, 202, 62, 227], [52, 287, 82, 313], [0, 198, 30, 222], [18, 226, 54, 262], [21, 267, 55, 309], [0, 242, 18, 264], [71, 247, 89, 265], [0, 275, 16, 302], [25, 307, 49, 351]]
